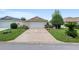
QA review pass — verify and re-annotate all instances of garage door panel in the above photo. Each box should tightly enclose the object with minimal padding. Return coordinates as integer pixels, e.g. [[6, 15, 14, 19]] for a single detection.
[[30, 22, 45, 28]]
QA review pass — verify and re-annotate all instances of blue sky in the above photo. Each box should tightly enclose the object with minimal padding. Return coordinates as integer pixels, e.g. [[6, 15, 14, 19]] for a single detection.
[[0, 9, 79, 20]]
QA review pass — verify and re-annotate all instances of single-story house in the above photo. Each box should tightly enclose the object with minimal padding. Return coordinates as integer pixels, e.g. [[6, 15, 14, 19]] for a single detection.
[[64, 17, 79, 24], [0, 16, 48, 29], [60, 17, 79, 28], [24, 16, 48, 28], [0, 20, 23, 28], [0, 16, 24, 28]]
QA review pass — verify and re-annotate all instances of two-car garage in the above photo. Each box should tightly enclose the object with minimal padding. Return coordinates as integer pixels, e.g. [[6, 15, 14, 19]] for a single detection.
[[29, 22, 46, 28]]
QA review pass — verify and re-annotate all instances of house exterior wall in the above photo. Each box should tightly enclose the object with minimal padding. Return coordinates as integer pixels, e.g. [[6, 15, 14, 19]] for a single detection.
[[0, 20, 23, 28]]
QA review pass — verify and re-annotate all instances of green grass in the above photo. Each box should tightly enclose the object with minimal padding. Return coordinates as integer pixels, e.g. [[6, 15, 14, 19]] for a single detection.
[[48, 28, 79, 43], [0, 28, 26, 41]]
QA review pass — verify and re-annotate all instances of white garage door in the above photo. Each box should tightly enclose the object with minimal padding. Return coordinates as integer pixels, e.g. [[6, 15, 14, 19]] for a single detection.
[[30, 22, 45, 28]]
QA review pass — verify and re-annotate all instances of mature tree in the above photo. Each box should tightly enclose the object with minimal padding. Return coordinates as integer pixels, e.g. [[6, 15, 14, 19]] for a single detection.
[[21, 17, 26, 21], [51, 10, 64, 29]]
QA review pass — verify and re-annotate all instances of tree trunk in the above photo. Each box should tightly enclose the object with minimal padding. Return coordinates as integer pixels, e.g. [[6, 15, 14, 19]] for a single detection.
[[54, 25, 61, 29], [58, 25, 61, 29]]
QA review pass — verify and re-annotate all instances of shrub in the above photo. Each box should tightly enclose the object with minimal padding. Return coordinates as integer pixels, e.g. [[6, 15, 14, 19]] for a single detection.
[[45, 25, 53, 28], [65, 22, 78, 38], [66, 30, 78, 38], [22, 25, 29, 29], [65, 22, 77, 30], [45, 22, 53, 28], [10, 23, 18, 29], [45, 22, 49, 28]]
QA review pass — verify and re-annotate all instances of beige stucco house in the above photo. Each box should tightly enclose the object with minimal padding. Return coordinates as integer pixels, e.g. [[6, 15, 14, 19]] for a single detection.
[[22, 16, 48, 28], [64, 17, 79, 24], [60, 17, 79, 28]]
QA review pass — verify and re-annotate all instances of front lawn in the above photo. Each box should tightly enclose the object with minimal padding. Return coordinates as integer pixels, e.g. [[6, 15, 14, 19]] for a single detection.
[[0, 28, 26, 41], [48, 28, 79, 42]]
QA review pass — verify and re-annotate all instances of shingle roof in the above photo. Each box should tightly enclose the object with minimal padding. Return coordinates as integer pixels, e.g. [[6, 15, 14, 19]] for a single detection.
[[64, 17, 79, 22], [26, 16, 48, 22]]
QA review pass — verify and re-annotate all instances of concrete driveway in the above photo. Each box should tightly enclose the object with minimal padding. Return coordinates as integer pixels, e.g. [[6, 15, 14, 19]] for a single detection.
[[9, 28, 61, 44]]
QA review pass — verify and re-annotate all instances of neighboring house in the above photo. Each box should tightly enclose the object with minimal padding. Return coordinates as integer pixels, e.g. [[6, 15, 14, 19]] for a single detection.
[[0, 16, 48, 29], [0, 16, 22, 28], [0, 20, 21, 28], [60, 17, 79, 28], [64, 17, 79, 24]]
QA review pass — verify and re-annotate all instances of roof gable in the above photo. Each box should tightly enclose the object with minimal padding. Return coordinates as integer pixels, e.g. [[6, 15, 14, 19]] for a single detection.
[[26, 16, 48, 22]]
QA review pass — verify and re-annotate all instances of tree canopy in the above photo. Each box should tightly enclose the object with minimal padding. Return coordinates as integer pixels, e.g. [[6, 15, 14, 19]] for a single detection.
[[51, 10, 64, 29]]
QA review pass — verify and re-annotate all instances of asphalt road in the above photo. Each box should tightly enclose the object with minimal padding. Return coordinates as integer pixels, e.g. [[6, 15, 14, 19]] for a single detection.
[[0, 43, 79, 50]]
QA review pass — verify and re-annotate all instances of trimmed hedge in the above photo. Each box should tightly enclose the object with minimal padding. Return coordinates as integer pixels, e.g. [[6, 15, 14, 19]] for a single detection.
[[65, 22, 78, 38], [66, 30, 78, 38], [10, 23, 18, 29]]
